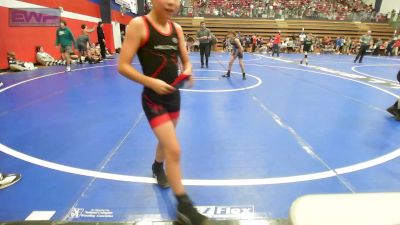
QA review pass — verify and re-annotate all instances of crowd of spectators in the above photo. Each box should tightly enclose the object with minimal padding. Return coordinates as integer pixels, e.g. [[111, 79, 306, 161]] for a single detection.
[[179, 0, 399, 23], [5, 21, 111, 72], [6, 43, 107, 72], [185, 30, 400, 57]]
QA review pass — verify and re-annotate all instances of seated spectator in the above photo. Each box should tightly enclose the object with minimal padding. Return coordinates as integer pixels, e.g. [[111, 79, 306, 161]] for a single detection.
[[7, 51, 36, 71], [287, 38, 295, 52], [281, 40, 288, 53], [266, 38, 274, 55], [258, 44, 268, 54], [350, 41, 359, 54], [386, 38, 396, 56], [94, 43, 103, 57], [393, 37, 400, 56], [322, 42, 335, 54], [245, 35, 251, 52], [343, 37, 352, 55], [193, 39, 200, 52], [224, 36, 232, 53], [210, 33, 217, 52], [372, 38, 383, 55], [313, 38, 322, 54], [185, 34, 195, 53], [86, 43, 103, 64], [335, 37, 344, 54], [222, 36, 228, 52], [256, 36, 263, 51], [322, 36, 331, 49], [69, 52, 79, 61], [36, 46, 65, 66]]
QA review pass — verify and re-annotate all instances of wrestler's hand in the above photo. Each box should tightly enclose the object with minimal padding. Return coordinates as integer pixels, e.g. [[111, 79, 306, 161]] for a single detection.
[[149, 78, 175, 95]]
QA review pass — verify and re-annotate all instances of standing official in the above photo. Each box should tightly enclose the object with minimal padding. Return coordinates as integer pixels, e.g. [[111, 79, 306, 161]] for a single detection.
[[354, 30, 372, 63], [196, 21, 212, 68], [97, 21, 107, 59]]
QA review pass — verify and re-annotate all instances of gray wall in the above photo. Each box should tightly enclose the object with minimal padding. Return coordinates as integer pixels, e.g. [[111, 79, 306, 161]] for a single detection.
[[380, 0, 400, 13], [362, 0, 400, 13]]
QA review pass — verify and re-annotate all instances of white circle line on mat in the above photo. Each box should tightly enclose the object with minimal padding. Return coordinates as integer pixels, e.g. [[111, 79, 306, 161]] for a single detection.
[[0, 63, 399, 186]]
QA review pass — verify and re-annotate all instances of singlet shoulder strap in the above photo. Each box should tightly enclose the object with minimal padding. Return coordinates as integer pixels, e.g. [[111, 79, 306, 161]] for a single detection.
[[143, 16, 173, 36], [140, 16, 150, 47], [170, 21, 178, 34]]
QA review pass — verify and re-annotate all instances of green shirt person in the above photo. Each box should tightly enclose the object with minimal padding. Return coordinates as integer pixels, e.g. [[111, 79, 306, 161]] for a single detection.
[[360, 30, 372, 46], [55, 20, 76, 72], [56, 23, 76, 49], [196, 22, 211, 44], [196, 21, 212, 68], [354, 30, 372, 63]]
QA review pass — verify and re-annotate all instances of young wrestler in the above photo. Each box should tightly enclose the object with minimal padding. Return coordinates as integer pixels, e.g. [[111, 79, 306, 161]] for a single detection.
[[222, 31, 246, 80], [118, 0, 209, 224], [300, 34, 313, 65], [77, 24, 96, 63]]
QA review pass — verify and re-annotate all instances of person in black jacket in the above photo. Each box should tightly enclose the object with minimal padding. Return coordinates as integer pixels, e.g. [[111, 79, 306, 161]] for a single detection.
[[387, 69, 400, 121], [97, 21, 106, 59]]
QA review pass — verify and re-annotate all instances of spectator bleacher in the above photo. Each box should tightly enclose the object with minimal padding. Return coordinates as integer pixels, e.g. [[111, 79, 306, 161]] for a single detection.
[[173, 16, 395, 52], [183, 0, 387, 22], [173, 0, 396, 53]]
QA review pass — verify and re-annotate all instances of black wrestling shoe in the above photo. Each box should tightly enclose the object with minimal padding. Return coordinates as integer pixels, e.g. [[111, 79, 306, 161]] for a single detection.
[[387, 105, 400, 120], [175, 202, 210, 225], [152, 166, 170, 189]]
